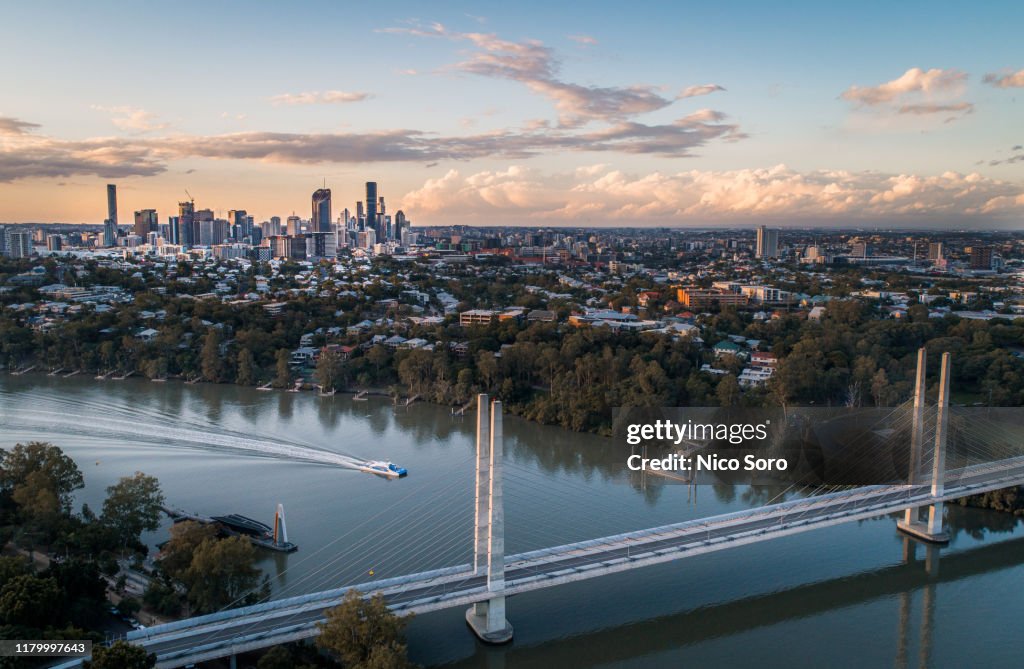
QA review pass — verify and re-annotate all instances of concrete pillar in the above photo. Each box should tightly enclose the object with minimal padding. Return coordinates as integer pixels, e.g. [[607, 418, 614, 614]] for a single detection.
[[230, 654, 237, 669], [904, 348, 927, 525], [926, 352, 951, 537], [474, 394, 490, 576], [486, 401, 507, 633], [897, 351, 951, 544], [466, 399, 513, 643]]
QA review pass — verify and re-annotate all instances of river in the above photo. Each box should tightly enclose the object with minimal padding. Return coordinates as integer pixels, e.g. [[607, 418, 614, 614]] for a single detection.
[[1, 374, 1021, 668]]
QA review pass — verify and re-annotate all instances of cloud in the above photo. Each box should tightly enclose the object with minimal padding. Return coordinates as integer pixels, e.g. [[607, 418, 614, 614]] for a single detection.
[[983, 69, 1024, 88], [0, 105, 740, 183], [400, 164, 1024, 224], [568, 34, 598, 45], [987, 144, 1024, 166], [269, 90, 372, 105], [897, 102, 974, 115], [0, 133, 166, 182], [91, 106, 170, 133], [678, 84, 726, 99], [0, 117, 41, 135], [841, 68, 967, 106], [382, 22, 695, 127]]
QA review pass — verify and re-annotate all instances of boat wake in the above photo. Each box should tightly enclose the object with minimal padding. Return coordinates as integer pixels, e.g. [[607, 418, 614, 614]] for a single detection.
[[0, 406, 363, 469]]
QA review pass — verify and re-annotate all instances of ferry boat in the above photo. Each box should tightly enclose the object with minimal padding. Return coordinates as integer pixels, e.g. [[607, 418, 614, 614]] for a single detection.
[[357, 460, 408, 478]]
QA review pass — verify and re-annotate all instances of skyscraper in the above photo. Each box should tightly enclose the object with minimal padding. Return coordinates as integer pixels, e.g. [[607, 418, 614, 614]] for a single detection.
[[178, 201, 195, 247], [227, 210, 248, 239], [134, 209, 158, 237], [365, 182, 378, 236], [106, 184, 118, 227], [103, 218, 117, 247], [312, 188, 332, 233], [755, 225, 779, 259]]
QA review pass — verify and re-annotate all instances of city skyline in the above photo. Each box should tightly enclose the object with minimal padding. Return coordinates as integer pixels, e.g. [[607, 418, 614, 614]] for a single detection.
[[1, 1, 1023, 227]]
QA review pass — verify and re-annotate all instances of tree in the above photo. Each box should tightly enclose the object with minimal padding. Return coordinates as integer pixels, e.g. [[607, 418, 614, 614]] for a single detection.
[[157, 520, 219, 580], [0, 574, 60, 627], [316, 349, 342, 392], [716, 375, 741, 407], [317, 590, 414, 669], [182, 536, 265, 613], [237, 348, 256, 386], [84, 640, 156, 669], [101, 472, 165, 549], [273, 349, 292, 388], [200, 329, 223, 382], [0, 442, 84, 514]]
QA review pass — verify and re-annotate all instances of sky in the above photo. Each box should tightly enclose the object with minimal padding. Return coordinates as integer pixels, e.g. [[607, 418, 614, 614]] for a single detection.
[[1, 0, 1022, 228]]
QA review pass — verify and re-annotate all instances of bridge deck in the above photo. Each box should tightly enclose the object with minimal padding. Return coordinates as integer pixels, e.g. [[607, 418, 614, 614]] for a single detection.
[[55, 455, 1024, 668]]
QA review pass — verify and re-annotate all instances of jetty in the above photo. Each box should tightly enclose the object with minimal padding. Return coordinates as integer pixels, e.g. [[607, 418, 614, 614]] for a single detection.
[[62, 370, 80, 378], [11, 365, 36, 376], [48, 368, 64, 376], [256, 382, 273, 391], [162, 505, 297, 553], [353, 390, 368, 401], [94, 371, 112, 380]]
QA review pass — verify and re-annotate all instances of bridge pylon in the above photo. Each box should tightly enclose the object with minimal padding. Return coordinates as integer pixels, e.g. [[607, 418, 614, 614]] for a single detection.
[[898, 350, 952, 544], [466, 395, 514, 643]]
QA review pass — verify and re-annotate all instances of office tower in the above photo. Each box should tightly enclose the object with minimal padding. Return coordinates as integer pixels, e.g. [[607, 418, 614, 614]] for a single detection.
[[365, 182, 378, 236], [134, 209, 158, 237], [46, 235, 62, 252], [168, 216, 180, 245], [103, 218, 117, 247], [755, 225, 779, 259], [356, 201, 365, 230], [7, 230, 32, 258], [851, 240, 870, 258], [0, 226, 6, 255], [312, 188, 332, 233], [970, 245, 994, 270], [928, 242, 944, 261], [341, 208, 351, 229], [178, 201, 195, 247], [394, 210, 407, 241], [147, 232, 159, 247], [286, 215, 301, 235], [228, 210, 247, 239], [270, 216, 282, 234], [106, 184, 118, 227]]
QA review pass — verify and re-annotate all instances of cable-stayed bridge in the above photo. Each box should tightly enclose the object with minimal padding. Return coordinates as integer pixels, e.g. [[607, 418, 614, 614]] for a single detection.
[[56, 350, 1024, 668]]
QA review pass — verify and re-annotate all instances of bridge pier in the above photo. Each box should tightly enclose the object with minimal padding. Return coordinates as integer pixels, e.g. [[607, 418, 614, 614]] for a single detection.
[[898, 351, 951, 545], [466, 397, 514, 644]]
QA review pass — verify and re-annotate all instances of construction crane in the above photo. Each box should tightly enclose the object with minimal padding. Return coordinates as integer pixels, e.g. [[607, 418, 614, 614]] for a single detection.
[[184, 189, 194, 203]]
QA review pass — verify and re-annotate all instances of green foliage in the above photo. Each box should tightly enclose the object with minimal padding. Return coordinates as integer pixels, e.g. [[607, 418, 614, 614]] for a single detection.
[[180, 536, 266, 614], [100, 472, 165, 549], [0, 442, 84, 515], [316, 590, 414, 669]]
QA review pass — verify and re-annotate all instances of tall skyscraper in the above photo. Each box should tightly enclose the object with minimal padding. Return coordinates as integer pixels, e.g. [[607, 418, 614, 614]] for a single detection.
[[365, 182, 378, 236], [6, 230, 32, 258], [227, 210, 248, 239], [312, 188, 332, 233], [356, 201, 365, 230], [394, 210, 407, 241], [134, 209, 158, 237], [106, 184, 118, 227], [286, 215, 301, 235], [755, 225, 779, 259], [178, 201, 195, 247]]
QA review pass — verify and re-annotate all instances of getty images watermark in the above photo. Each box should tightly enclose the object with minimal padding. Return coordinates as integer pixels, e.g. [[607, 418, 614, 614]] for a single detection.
[[613, 406, 1024, 486]]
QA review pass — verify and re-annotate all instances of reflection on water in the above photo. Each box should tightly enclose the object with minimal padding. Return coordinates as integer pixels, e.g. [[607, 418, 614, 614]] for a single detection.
[[1, 375, 1022, 668]]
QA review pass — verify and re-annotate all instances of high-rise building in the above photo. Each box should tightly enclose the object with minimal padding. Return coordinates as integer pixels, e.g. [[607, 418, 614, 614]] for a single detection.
[[168, 216, 181, 245], [850, 240, 870, 258], [6, 230, 32, 258], [103, 218, 117, 247], [286, 215, 301, 235], [312, 188, 332, 233], [46, 235, 62, 252], [365, 182, 378, 236], [755, 225, 779, 259], [394, 210, 407, 241], [178, 201, 195, 247], [970, 245, 994, 270], [106, 184, 118, 227], [227, 210, 248, 239], [134, 209, 158, 237], [928, 242, 944, 260], [356, 201, 365, 230]]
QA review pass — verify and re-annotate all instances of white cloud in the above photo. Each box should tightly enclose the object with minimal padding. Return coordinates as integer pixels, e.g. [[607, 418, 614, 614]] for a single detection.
[[401, 164, 1024, 224], [841, 68, 967, 106], [568, 34, 598, 45], [983, 69, 1024, 88], [91, 105, 169, 133], [269, 90, 372, 105], [678, 84, 726, 99]]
